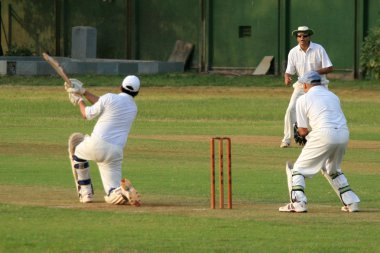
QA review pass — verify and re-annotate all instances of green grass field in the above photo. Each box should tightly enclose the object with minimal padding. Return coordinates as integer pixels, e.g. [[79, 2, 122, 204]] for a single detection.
[[0, 74, 379, 253]]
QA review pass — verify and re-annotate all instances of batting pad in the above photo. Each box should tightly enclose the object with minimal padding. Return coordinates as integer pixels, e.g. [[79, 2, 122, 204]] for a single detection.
[[286, 162, 307, 203], [68, 133, 85, 198], [285, 162, 293, 201], [68, 133, 85, 156], [322, 171, 360, 205]]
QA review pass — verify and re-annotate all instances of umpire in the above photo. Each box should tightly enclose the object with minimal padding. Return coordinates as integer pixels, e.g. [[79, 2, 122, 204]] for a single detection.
[[279, 71, 360, 213]]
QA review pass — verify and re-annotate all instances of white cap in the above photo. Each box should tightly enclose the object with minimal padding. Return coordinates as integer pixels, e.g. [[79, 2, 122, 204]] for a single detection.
[[298, 71, 321, 85], [121, 75, 140, 92], [292, 26, 314, 37]]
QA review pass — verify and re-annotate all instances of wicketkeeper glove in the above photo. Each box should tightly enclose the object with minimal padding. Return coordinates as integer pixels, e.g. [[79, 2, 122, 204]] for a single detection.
[[68, 92, 83, 106], [293, 122, 307, 146], [65, 78, 86, 95]]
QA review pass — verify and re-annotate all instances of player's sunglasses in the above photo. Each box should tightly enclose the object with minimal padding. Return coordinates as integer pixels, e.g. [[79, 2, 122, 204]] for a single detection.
[[297, 34, 309, 38]]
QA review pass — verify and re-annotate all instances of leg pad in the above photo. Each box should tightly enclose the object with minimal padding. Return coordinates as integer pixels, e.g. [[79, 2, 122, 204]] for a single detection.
[[72, 153, 93, 200]]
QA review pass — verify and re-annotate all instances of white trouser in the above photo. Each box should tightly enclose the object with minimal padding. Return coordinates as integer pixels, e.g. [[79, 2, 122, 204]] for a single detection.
[[294, 128, 349, 176], [282, 85, 305, 144], [291, 128, 360, 205], [75, 134, 124, 195]]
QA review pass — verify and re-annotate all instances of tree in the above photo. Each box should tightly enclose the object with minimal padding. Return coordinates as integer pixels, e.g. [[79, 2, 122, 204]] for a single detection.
[[360, 26, 380, 79]]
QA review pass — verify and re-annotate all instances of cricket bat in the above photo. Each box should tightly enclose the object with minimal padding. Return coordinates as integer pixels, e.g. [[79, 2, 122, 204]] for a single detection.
[[42, 52, 72, 88]]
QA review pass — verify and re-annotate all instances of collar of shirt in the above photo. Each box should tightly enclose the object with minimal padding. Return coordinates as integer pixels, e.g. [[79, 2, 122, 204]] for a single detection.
[[119, 92, 132, 98], [308, 85, 325, 93], [297, 41, 316, 52]]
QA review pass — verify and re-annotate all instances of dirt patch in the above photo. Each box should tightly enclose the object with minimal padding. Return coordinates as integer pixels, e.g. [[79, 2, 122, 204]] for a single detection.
[[0, 182, 380, 221], [348, 140, 380, 149], [0, 143, 65, 156], [1, 184, 379, 221], [0, 184, 258, 217]]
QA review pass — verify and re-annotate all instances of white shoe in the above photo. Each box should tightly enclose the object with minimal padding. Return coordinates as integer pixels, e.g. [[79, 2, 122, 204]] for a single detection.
[[341, 202, 359, 212], [79, 185, 93, 203], [279, 202, 307, 213], [120, 178, 141, 207], [104, 188, 128, 205], [79, 193, 93, 203], [280, 142, 290, 148]]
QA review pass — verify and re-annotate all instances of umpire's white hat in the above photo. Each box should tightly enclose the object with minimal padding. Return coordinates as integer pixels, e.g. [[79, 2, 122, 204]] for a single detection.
[[292, 26, 314, 37], [122, 75, 140, 92]]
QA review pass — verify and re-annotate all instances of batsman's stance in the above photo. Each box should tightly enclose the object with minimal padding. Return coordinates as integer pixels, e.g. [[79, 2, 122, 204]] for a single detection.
[[279, 71, 360, 213], [66, 75, 141, 206]]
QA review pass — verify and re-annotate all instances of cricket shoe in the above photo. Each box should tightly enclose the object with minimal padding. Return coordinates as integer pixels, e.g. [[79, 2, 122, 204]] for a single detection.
[[279, 202, 307, 213], [121, 178, 141, 207], [280, 141, 290, 148], [79, 185, 93, 203], [341, 202, 359, 212], [79, 193, 93, 203]]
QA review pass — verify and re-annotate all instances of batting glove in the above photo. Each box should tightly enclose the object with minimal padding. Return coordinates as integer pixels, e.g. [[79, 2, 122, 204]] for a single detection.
[[65, 78, 86, 95], [68, 92, 83, 106]]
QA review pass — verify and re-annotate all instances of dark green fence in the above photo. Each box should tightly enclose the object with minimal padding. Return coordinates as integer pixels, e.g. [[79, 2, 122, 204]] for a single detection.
[[1, 0, 379, 77]]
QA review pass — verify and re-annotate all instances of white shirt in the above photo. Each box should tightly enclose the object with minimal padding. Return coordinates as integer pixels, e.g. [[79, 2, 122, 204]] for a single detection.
[[286, 42, 333, 86], [85, 93, 137, 147], [296, 86, 347, 131]]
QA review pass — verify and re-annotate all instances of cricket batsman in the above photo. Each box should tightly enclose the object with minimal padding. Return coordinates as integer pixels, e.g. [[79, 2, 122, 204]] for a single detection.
[[66, 75, 141, 206]]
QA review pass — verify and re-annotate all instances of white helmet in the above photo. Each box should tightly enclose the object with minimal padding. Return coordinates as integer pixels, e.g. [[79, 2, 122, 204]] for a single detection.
[[121, 75, 140, 93]]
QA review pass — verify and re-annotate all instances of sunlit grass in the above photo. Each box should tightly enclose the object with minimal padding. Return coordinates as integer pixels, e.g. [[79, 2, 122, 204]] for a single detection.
[[0, 75, 379, 253]]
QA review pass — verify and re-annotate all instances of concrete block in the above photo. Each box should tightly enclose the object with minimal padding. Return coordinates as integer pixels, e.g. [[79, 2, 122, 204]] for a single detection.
[[0, 56, 184, 76], [118, 62, 138, 75], [253, 56, 274, 75], [71, 26, 97, 59], [37, 62, 57, 75], [15, 61, 37, 75], [60, 61, 78, 74], [65, 61, 98, 75], [15, 61, 54, 76], [96, 62, 119, 75], [138, 61, 159, 74], [0, 61, 7, 75]]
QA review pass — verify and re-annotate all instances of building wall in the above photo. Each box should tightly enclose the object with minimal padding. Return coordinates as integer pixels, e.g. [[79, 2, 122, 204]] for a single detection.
[[209, 0, 279, 69], [64, 0, 129, 58], [0, 0, 128, 58], [135, 0, 200, 64], [0, 0, 55, 55], [288, 0, 356, 75], [134, 0, 380, 77]]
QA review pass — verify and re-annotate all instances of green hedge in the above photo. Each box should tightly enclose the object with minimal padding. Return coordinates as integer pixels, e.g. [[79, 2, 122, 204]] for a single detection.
[[360, 26, 380, 79]]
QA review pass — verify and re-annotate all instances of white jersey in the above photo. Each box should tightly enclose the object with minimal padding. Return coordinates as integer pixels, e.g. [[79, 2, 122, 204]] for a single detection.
[[286, 42, 333, 87], [296, 86, 347, 131], [85, 93, 137, 147]]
